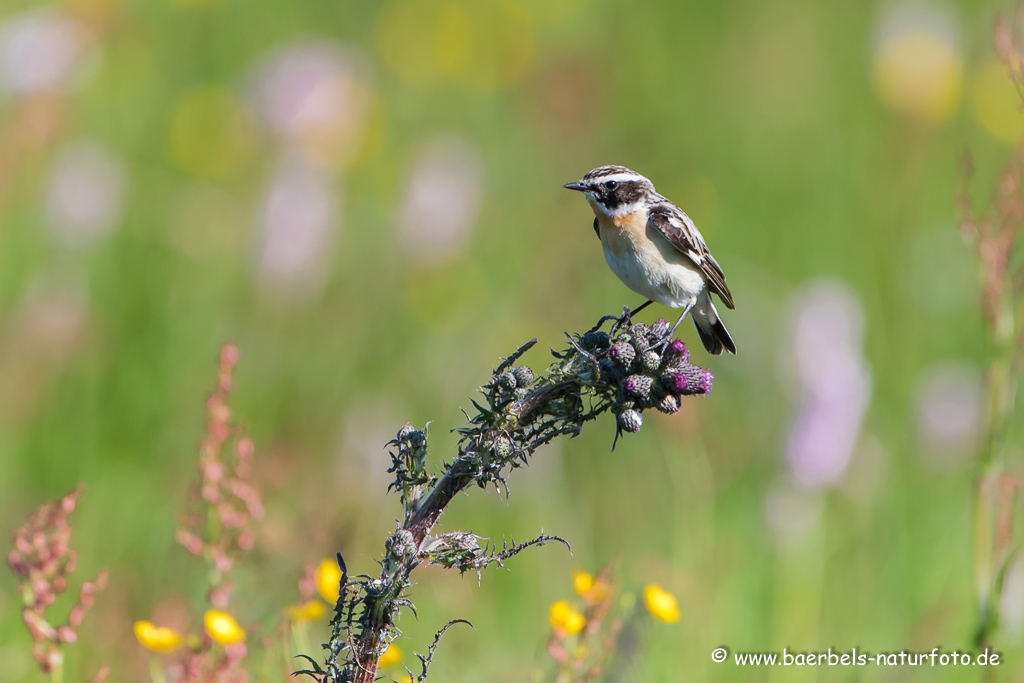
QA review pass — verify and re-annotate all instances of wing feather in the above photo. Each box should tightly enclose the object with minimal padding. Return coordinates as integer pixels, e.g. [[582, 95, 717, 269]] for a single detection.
[[648, 205, 734, 309]]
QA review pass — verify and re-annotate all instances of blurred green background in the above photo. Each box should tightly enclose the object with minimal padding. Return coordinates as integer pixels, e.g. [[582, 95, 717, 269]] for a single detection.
[[1, 0, 1023, 680]]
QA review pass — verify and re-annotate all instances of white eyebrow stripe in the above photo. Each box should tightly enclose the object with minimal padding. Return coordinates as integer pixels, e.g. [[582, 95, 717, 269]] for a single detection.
[[588, 173, 646, 185]]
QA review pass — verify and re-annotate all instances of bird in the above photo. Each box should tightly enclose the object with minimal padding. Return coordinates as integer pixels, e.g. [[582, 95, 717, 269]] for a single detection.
[[564, 165, 736, 355]]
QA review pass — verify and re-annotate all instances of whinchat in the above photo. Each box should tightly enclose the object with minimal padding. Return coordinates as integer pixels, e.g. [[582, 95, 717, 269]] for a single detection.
[[564, 165, 736, 355]]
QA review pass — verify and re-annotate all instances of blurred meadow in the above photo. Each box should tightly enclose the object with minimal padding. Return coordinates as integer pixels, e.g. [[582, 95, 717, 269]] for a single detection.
[[2, 0, 1024, 680]]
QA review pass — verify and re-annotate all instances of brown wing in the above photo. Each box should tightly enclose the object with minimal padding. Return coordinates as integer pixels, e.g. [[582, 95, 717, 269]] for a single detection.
[[648, 205, 735, 309]]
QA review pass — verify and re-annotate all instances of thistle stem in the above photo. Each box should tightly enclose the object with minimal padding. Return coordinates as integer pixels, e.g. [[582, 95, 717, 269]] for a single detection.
[[329, 313, 712, 682]]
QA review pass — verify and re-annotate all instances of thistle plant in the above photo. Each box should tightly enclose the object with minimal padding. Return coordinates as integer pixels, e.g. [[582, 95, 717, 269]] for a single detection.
[[960, 11, 1024, 648], [300, 308, 714, 682]]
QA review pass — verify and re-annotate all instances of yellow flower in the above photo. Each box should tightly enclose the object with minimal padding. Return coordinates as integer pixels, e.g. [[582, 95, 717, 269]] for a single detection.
[[168, 87, 256, 180], [204, 610, 246, 645], [970, 59, 1024, 144], [572, 569, 610, 605], [133, 621, 183, 653], [643, 584, 680, 624], [374, 0, 534, 90], [872, 30, 962, 124], [548, 599, 585, 635], [316, 558, 344, 603], [288, 600, 326, 622], [572, 569, 593, 597], [378, 643, 403, 669]]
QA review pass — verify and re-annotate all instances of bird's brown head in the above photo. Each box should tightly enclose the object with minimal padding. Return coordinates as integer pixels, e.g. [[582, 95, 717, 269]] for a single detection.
[[563, 165, 656, 218]]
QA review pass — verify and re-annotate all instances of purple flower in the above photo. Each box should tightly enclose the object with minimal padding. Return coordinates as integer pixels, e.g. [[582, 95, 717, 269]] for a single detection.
[[915, 363, 981, 468], [662, 366, 712, 396], [609, 341, 636, 366], [701, 369, 713, 393], [783, 281, 871, 487], [624, 374, 653, 398], [666, 339, 689, 363]]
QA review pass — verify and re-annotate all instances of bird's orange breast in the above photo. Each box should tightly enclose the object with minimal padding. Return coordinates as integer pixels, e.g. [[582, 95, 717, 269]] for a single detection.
[[597, 210, 648, 258]]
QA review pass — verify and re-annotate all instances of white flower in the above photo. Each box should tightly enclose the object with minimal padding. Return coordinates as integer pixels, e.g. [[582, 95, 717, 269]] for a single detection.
[[0, 11, 91, 94], [256, 153, 339, 299], [46, 141, 126, 247], [397, 135, 484, 259]]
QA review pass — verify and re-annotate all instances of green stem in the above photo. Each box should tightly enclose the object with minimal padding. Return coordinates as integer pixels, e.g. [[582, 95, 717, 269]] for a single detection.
[[974, 290, 1022, 646], [292, 620, 313, 660], [148, 655, 168, 683], [49, 658, 62, 683]]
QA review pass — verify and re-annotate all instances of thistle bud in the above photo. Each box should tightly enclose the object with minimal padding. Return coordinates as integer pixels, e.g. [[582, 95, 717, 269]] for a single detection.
[[493, 435, 514, 459], [609, 341, 636, 367], [497, 372, 517, 391], [513, 387, 529, 401], [650, 319, 670, 338], [624, 374, 653, 398], [386, 529, 417, 561], [617, 409, 643, 433], [656, 393, 682, 414], [512, 366, 534, 387], [640, 350, 661, 373], [581, 331, 611, 351], [630, 334, 650, 355], [396, 425, 426, 451]]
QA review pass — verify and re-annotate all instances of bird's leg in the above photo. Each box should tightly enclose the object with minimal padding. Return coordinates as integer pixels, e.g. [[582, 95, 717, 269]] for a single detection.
[[656, 301, 694, 350]]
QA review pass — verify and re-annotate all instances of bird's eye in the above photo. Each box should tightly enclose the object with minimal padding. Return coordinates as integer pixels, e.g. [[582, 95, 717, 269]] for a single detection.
[[605, 180, 618, 191]]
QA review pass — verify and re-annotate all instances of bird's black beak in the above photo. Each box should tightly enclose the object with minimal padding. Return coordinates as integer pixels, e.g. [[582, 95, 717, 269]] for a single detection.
[[563, 181, 587, 192]]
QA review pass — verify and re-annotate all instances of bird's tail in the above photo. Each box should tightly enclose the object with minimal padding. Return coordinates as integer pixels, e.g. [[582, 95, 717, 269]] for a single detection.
[[692, 291, 736, 355]]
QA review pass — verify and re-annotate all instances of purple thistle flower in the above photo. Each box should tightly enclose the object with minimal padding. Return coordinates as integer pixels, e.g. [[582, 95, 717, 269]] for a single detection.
[[662, 365, 713, 396], [624, 374, 653, 398], [699, 369, 713, 395], [671, 374, 689, 393], [609, 341, 636, 366], [667, 339, 689, 362]]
